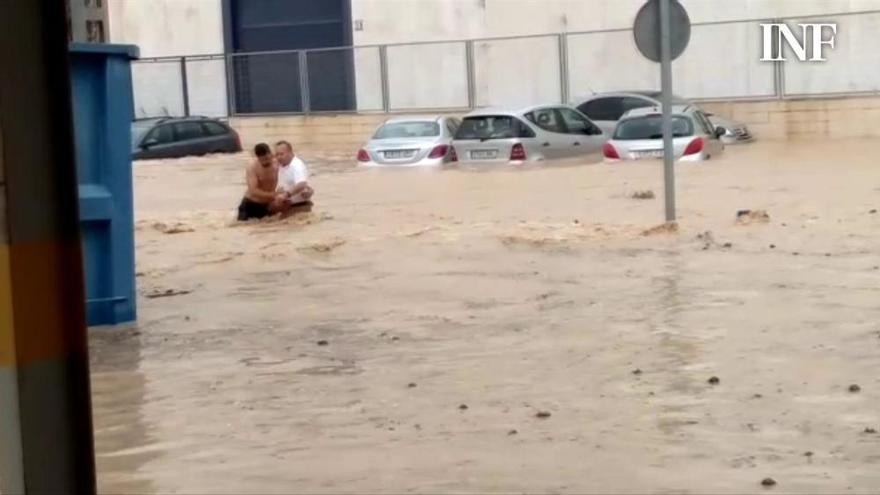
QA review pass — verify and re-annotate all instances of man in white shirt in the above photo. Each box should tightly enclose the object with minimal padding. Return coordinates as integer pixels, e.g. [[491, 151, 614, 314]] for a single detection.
[[273, 140, 314, 214]]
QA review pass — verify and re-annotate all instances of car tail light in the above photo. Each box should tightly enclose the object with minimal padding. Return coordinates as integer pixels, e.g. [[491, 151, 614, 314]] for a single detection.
[[683, 137, 704, 156], [510, 143, 526, 161], [449, 146, 458, 162], [428, 144, 449, 159], [603, 142, 620, 159], [357, 149, 370, 162], [233, 130, 242, 150]]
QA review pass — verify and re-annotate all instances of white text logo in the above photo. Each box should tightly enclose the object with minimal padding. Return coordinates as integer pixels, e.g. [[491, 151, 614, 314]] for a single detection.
[[760, 23, 837, 62]]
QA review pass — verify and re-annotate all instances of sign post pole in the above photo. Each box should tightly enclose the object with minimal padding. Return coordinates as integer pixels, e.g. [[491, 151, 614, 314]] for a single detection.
[[659, 0, 676, 222], [633, 0, 689, 223]]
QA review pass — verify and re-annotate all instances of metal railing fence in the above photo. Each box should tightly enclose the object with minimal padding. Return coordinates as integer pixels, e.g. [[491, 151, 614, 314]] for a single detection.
[[131, 9, 880, 119]]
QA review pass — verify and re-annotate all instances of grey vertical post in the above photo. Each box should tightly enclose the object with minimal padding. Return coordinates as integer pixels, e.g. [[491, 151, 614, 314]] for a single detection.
[[773, 19, 786, 99], [225, 54, 237, 116], [659, 0, 676, 222], [558, 33, 570, 104], [180, 57, 190, 116], [465, 40, 476, 109], [379, 45, 390, 112], [298, 50, 310, 114], [379, 45, 391, 113]]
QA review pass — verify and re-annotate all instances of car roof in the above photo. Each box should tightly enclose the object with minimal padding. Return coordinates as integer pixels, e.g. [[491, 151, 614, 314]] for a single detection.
[[621, 104, 695, 119], [464, 103, 576, 118], [381, 115, 447, 124], [573, 91, 690, 105], [132, 116, 222, 126]]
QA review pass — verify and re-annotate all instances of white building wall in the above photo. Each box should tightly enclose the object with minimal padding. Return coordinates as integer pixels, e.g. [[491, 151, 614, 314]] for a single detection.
[[351, 0, 880, 110], [112, 0, 880, 116], [68, 0, 110, 43], [109, 0, 227, 118]]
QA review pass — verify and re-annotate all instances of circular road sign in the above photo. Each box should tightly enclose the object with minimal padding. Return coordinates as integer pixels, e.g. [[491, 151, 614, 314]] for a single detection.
[[633, 0, 691, 62]]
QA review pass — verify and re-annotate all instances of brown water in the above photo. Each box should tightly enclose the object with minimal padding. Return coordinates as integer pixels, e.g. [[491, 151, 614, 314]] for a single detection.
[[91, 141, 880, 493]]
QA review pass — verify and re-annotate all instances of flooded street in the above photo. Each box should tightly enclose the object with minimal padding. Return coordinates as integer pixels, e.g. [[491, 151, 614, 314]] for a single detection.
[[90, 141, 880, 493]]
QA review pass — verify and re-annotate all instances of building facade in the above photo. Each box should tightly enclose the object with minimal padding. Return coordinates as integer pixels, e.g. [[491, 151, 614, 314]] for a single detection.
[[109, 0, 880, 118], [68, 0, 110, 43]]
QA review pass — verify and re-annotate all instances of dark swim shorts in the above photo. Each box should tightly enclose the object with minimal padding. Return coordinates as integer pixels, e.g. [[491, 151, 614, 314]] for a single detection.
[[237, 197, 270, 221]]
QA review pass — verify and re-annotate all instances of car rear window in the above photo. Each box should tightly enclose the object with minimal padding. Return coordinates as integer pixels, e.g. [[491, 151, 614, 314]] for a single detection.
[[374, 121, 440, 139], [613, 115, 693, 140], [455, 116, 535, 140]]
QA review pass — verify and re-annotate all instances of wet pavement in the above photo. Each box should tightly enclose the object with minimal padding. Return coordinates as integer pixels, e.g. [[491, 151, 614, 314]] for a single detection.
[[91, 141, 880, 493]]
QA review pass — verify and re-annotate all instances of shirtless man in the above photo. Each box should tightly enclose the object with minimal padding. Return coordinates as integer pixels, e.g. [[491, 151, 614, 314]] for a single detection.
[[274, 140, 314, 214], [236, 143, 286, 221]]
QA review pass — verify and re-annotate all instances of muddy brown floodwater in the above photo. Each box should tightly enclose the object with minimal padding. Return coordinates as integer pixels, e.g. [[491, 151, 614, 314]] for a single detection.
[[89, 140, 880, 494]]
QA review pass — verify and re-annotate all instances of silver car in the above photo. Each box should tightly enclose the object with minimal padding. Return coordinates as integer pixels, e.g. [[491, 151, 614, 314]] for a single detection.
[[705, 113, 753, 144], [452, 104, 605, 165], [573, 91, 753, 144], [603, 104, 725, 163], [358, 116, 461, 167]]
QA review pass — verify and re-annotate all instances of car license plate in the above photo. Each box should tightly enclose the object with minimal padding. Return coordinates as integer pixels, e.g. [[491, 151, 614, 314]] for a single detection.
[[470, 150, 498, 160], [635, 150, 664, 159], [383, 150, 415, 159]]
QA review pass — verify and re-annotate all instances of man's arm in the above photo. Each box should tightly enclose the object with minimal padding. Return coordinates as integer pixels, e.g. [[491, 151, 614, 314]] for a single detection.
[[246, 166, 279, 203], [287, 181, 310, 196]]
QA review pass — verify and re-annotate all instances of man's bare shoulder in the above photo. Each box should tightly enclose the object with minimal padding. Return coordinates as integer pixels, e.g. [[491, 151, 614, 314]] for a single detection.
[[248, 161, 279, 173]]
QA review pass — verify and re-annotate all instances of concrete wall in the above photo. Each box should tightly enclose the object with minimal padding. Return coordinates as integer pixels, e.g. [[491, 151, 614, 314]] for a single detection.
[[351, 0, 880, 44], [700, 96, 880, 140], [108, 0, 224, 57], [229, 95, 880, 153], [68, 0, 110, 43], [351, 0, 880, 109], [230, 113, 388, 153], [116, 0, 880, 116], [109, 0, 227, 118]]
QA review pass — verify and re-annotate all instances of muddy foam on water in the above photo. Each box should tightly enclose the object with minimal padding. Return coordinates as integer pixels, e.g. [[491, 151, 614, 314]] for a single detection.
[[92, 141, 880, 493]]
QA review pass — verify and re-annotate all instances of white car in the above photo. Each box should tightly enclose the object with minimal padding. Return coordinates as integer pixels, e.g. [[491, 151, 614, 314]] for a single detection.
[[357, 116, 460, 167], [603, 105, 725, 163], [573, 91, 753, 145]]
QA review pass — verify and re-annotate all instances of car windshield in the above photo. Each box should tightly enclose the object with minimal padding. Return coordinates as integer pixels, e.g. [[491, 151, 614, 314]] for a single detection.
[[455, 115, 531, 140], [374, 121, 440, 139], [614, 115, 693, 140], [131, 121, 156, 148]]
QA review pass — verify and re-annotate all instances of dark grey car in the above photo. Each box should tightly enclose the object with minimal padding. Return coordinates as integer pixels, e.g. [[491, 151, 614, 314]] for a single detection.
[[131, 116, 242, 160]]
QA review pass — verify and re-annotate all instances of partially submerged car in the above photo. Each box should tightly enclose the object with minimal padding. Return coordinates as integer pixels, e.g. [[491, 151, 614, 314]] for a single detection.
[[357, 116, 460, 167], [452, 104, 605, 165], [603, 105, 725, 162], [132, 116, 241, 160], [573, 91, 753, 145]]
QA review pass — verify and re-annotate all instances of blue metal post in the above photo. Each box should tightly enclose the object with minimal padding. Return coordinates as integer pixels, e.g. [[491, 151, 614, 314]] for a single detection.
[[69, 43, 140, 326]]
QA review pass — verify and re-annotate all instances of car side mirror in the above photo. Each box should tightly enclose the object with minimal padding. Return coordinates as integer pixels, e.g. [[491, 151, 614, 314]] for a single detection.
[[714, 126, 727, 138], [141, 138, 159, 149]]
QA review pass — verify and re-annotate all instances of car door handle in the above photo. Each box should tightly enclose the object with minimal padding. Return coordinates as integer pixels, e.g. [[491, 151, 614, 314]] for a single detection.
[[542, 142, 550, 147], [573, 142, 581, 146]]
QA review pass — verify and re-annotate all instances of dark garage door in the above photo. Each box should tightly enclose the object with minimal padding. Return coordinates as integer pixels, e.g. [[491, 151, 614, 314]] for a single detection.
[[225, 0, 356, 114]]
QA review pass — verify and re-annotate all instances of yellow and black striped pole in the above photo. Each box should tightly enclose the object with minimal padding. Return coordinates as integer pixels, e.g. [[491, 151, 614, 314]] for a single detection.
[[1, 1, 97, 493]]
